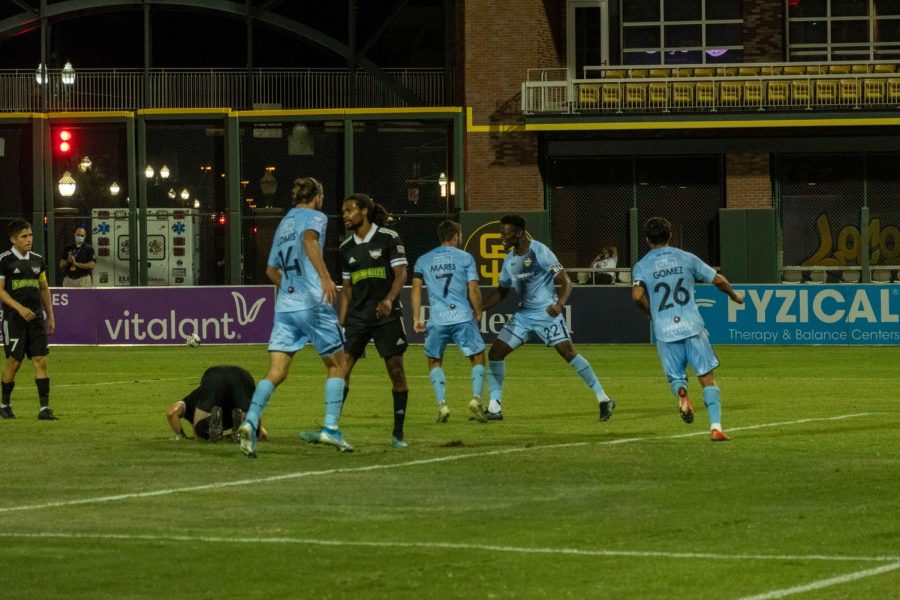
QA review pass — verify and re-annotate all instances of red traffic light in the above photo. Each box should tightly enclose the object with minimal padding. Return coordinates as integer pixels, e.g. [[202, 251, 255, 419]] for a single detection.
[[57, 129, 73, 154]]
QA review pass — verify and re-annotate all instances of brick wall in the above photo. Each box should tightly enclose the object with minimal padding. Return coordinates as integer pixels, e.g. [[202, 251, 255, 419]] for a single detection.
[[726, 153, 773, 208], [743, 0, 784, 62], [462, 0, 562, 212]]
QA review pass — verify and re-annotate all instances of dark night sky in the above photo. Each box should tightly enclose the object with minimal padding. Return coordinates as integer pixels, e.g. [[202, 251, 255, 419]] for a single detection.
[[0, 1, 448, 70]]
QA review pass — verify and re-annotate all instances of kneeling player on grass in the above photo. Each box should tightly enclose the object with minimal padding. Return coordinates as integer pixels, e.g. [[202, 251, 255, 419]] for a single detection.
[[631, 217, 744, 442], [166, 365, 268, 442], [410, 220, 488, 423]]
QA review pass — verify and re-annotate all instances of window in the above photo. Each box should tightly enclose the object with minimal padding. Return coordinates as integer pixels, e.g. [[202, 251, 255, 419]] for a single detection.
[[620, 0, 743, 65], [568, 1, 609, 79], [787, 0, 900, 61]]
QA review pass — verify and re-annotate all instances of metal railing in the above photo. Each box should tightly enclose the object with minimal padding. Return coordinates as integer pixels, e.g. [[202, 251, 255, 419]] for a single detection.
[[523, 61, 900, 114], [0, 68, 454, 112]]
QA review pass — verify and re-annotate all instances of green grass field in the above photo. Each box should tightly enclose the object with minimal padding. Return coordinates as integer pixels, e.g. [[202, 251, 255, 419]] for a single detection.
[[2, 344, 899, 599]]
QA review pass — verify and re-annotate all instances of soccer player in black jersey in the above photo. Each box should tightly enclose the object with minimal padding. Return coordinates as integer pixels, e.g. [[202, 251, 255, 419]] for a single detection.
[[338, 193, 410, 448], [0, 220, 57, 420]]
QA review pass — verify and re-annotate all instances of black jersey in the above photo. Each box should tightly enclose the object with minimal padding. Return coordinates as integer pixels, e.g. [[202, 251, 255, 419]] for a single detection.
[[182, 366, 255, 422], [0, 248, 47, 320], [340, 224, 408, 327]]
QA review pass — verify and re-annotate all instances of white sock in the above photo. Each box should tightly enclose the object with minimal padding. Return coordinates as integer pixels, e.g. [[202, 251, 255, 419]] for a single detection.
[[710, 422, 722, 431], [488, 399, 502, 413]]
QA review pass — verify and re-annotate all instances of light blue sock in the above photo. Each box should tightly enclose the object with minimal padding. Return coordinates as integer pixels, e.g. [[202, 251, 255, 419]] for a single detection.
[[471, 364, 486, 398], [246, 379, 276, 430], [670, 378, 688, 397], [569, 354, 605, 397], [324, 377, 345, 430], [429, 367, 447, 405], [703, 386, 722, 427], [488, 360, 505, 403]]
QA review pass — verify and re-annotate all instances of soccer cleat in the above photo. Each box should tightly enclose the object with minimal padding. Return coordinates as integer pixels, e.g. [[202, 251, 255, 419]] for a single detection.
[[318, 428, 354, 452], [677, 388, 694, 424], [436, 403, 451, 423], [710, 428, 730, 442], [237, 422, 258, 458], [0, 405, 15, 419], [468, 398, 488, 423], [207, 406, 224, 443], [485, 410, 504, 421], [37, 407, 58, 421], [599, 398, 616, 422], [391, 436, 408, 449], [230, 408, 244, 443]]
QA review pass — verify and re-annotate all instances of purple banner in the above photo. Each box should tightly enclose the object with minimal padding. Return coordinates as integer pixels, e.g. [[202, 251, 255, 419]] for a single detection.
[[49, 286, 275, 345]]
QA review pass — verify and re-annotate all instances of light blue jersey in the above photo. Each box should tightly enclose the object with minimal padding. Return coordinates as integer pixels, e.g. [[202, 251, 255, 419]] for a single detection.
[[267, 207, 328, 313], [632, 246, 717, 343], [413, 246, 479, 326], [498, 240, 563, 312]]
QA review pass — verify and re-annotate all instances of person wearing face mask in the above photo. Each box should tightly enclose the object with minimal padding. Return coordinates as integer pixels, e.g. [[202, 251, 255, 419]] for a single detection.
[[58, 227, 95, 288]]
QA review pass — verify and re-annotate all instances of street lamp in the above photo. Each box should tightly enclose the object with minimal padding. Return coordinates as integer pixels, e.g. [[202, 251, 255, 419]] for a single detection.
[[58, 171, 76, 197], [438, 172, 448, 198], [109, 181, 121, 196], [180, 189, 190, 201], [35, 63, 47, 85], [159, 165, 170, 179], [61, 62, 75, 86], [144, 165, 155, 178], [78, 155, 92, 172]]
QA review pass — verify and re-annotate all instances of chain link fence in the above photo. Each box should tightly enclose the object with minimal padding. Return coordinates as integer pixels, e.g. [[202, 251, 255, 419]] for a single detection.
[[0, 123, 35, 238], [863, 153, 900, 281], [549, 155, 723, 284], [778, 154, 866, 283]]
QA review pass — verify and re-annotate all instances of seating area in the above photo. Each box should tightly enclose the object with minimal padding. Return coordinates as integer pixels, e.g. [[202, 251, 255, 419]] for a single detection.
[[524, 61, 900, 114], [781, 267, 899, 284]]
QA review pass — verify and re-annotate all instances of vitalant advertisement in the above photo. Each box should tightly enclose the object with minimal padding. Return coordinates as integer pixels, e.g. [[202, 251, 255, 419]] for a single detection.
[[695, 284, 900, 345], [48, 286, 274, 345]]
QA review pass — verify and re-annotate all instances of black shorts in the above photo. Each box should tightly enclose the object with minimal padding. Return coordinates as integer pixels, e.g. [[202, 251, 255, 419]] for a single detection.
[[344, 318, 408, 360], [3, 315, 49, 362]]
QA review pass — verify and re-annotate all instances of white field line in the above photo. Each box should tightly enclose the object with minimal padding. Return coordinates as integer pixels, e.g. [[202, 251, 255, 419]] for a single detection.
[[736, 562, 900, 599], [55, 377, 195, 388], [0, 532, 898, 565], [0, 413, 876, 515]]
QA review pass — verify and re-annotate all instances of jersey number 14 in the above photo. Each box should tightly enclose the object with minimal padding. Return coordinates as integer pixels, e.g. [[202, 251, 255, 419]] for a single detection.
[[278, 247, 302, 276]]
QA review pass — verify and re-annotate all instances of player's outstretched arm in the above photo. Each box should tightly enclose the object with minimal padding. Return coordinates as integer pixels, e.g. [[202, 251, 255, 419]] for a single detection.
[[482, 286, 509, 311], [712, 274, 744, 305]]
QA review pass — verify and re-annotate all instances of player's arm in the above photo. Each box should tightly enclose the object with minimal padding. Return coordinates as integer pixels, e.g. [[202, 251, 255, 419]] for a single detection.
[[712, 273, 744, 305], [632, 282, 651, 317], [39, 273, 54, 334], [467, 280, 483, 323], [482, 285, 509, 311], [265, 265, 282, 287], [376, 264, 407, 318], [0, 277, 36, 321], [410, 276, 425, 332], [166, 401, 188, 439], [303, 229, 336, 304], [339, 277, 352, 327], [548, 268, 572, 317]]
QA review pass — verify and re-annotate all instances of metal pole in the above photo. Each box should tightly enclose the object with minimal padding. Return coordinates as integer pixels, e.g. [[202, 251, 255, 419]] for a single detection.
[[136, 115, 148, 285], [225, 114, 243, 284], [126, 116, 139, 285], [343, 118, 354, 196], [33, 117, 49, 281], [143, 1, 151, 108], [453, 111, 465, 210]]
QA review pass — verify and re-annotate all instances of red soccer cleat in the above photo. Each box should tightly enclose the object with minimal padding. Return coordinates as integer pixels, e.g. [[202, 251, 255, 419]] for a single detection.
[[678, 387, 694, 424], [710, 428, 730, 442]]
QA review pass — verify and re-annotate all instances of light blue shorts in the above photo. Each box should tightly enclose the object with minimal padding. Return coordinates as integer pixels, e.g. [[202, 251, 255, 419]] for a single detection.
[[497, 310, 570, 350], [268, 303, 344, 357], [424, 320, 486, 359], [655, 329, 720, 382]]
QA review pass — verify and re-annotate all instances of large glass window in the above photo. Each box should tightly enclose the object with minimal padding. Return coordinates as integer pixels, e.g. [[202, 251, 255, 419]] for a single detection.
[[621, 0, 742, 65], [787, 0, 900, 61]]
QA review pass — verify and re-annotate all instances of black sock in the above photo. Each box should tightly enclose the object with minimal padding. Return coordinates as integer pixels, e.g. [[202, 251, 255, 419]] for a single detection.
[[392, 389, 408, 439], [2, 380, 14, 406], [339, 385, 349, 417], [35, 378, 50, 409]]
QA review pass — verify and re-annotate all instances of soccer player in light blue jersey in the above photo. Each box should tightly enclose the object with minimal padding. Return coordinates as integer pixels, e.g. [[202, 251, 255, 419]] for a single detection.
[[410, 220, 489, 423], [482, 214, 615, 422], [631, 217, 743, 442], [238, 177, 352, 457]]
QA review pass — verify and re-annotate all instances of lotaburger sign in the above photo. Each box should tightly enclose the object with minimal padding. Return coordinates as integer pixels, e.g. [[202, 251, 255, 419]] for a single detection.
[[696, 284, 900, 345]]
